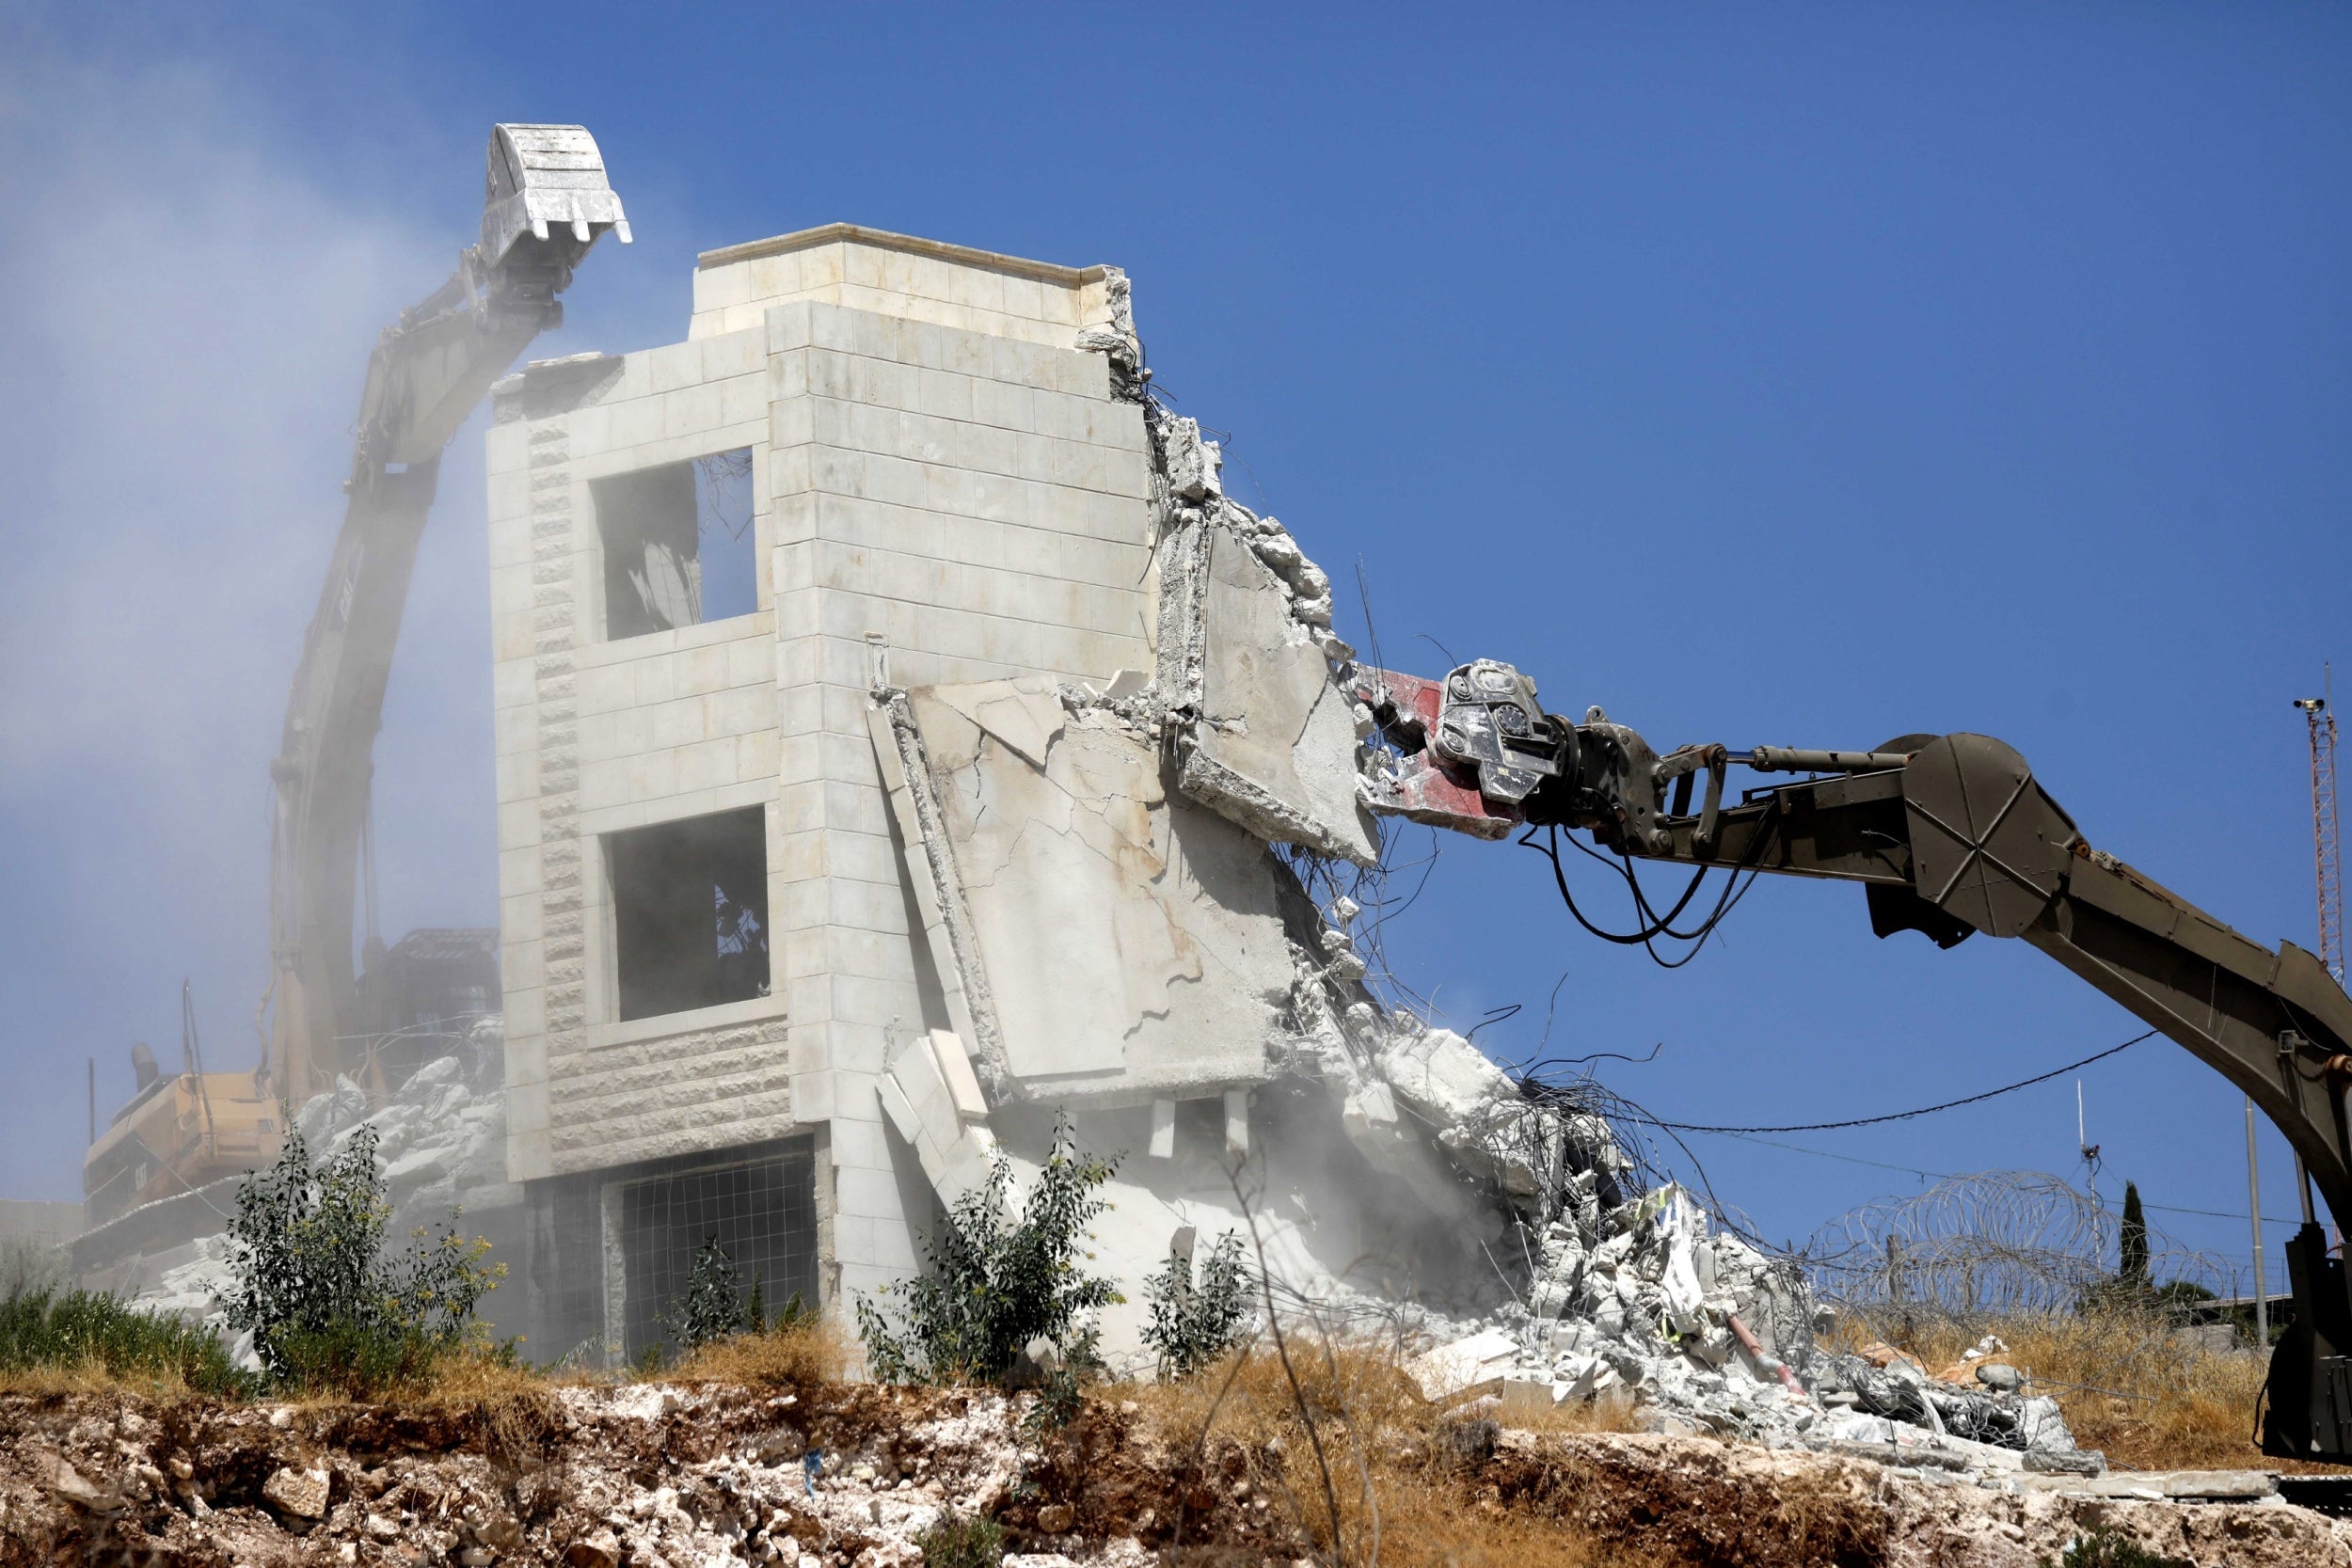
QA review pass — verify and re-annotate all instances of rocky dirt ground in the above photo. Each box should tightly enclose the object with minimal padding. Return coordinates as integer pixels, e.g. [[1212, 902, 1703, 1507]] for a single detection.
[[3, 1381, 2348, 1568]]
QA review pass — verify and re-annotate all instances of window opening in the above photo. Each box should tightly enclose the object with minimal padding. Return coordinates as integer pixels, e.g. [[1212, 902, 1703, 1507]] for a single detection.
[[594, 447, 756, 639], [608, 806, 770, 1022]]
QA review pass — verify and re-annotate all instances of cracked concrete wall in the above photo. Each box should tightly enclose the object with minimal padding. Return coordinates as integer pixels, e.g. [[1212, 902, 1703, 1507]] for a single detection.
[[879, 677, 1288, 1101], [865, 669, 1565, 1361]]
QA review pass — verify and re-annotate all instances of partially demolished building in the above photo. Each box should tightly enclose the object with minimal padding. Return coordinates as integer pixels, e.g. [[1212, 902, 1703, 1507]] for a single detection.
[[485, 223, 1578, 1364], [67, 215, 2087, 1476]]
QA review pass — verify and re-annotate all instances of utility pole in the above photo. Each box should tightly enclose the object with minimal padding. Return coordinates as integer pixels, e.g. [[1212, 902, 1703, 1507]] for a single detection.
[[2267, 681, 2348, 1294], [2296, 678, 2343, 981], [2248, 1097, 2269, 1344]]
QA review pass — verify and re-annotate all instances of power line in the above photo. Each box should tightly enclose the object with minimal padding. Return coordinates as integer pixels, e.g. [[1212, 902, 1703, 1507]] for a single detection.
[[1697, 1128, 2308, 1230], [1613, 1030, 2155, 1135]]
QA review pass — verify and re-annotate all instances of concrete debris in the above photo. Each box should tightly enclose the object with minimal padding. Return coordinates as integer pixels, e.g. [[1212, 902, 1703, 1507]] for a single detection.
[[877, 1027, 999, 1203], [1406, 1327, 1522, 1402], [1136, 365, 1374, 864], [294, 1020, 510, 1227], [1404, 1168, 2097, 1481]]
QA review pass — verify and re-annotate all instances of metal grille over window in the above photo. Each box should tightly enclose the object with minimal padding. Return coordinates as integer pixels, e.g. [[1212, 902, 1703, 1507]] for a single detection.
[[614, 1141, 818, 1362]]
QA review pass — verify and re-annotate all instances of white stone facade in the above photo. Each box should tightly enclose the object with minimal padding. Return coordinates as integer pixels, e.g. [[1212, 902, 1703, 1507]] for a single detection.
[[488, 225, 1152, 1314]]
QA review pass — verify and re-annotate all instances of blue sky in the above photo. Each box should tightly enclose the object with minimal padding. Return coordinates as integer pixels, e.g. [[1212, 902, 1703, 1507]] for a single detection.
[[2, 3, 2346, 1286]]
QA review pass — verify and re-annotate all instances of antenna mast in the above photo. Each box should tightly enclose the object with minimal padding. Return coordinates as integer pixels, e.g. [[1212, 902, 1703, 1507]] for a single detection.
[[2296, 674, 2343, 982]]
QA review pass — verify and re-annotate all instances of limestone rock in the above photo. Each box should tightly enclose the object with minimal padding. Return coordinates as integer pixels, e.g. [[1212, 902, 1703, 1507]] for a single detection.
[[262, 1464, 330, 1520], [44, 1455, 109, 1512]]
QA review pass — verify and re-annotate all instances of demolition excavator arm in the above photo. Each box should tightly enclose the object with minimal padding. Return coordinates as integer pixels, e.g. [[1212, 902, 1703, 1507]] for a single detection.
[[1355, 657, 2352, 1462], [267, 125, 628, 1103]]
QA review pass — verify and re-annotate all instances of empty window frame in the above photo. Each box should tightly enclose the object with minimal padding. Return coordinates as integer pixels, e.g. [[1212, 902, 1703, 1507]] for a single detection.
[[593, 448, 757, 640], [614, 1141, 818, 1362], [608, 806, 771, 1022]]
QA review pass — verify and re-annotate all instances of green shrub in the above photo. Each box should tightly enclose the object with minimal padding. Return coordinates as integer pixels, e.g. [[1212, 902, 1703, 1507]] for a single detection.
[[2050, 1527, 2191, 1568], [671, 1235, 748, 1354], [221, 1125, 503, 1392], [0, 1288, 248, 1395], [915, 1513, 1005, 1567], [856, 1114, 1122, 1388], [271, 1321, 445, 1400], [744, 1274, 813, 1336], [1141, 1230, 1251, 1381]]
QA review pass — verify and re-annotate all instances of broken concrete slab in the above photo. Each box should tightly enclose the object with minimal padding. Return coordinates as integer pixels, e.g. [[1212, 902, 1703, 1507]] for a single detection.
[[1376, 1026, 1516, 1127], [1407, 1327, 1522, 1402], [927, 1027, 988, 1121], [1140, 392, 1377, 867], [1168, 526, 1379, 865], [2045, 1469, 2274, 1501], [1160, 415, 1221, 503], [878, 1028, 998, 1204], [870, 689, 1015, 1103], [875, 679, 1291, 1101]]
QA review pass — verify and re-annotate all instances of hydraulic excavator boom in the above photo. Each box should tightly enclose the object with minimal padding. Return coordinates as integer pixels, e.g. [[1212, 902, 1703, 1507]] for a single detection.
[[266, 125, 628, 1104], [1355, 657, 2352, 1462]]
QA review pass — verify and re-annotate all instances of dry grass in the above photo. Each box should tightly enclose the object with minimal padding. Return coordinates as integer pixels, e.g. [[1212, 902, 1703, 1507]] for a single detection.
[[375, 1348, 580, 1402], [1826, 1307, 2309, 1471], [0, 1355, 210, 1400], [669, 1317, 853, 1388], [1502, 1388, 1646, 1436], [259, 1349, 580, 1463], [1133, 1335, 1657, 1568]]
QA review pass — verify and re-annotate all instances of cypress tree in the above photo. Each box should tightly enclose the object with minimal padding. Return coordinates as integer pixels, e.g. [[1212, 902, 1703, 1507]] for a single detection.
[[2120, 1180, 2150, 1285]]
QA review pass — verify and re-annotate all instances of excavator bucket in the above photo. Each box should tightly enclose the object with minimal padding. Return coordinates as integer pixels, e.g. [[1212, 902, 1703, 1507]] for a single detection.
[[481, 123, 631, 267]]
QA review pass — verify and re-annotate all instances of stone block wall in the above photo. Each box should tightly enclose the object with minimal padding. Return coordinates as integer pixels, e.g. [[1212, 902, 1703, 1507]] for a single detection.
[[489, 225, 1150, 1323]]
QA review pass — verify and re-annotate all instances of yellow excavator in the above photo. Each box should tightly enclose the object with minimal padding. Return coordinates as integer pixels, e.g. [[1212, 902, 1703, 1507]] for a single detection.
[[79, 124, 628, 1233], [82, 985, 278, 1229]]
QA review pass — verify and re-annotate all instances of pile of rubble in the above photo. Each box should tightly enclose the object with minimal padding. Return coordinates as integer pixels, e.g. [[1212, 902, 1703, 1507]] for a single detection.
[[1398, 1124, 2102, 1484], [289, 1022, 510, 1227]]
